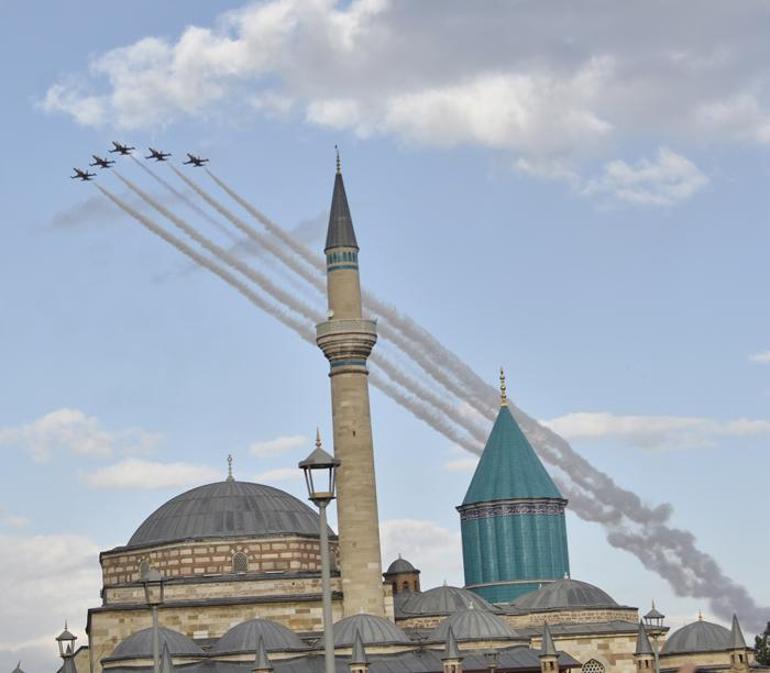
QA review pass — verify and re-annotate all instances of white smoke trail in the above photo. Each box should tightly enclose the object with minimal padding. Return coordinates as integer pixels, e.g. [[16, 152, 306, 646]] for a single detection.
[[172, 166, 323, 295], [113, 172, 322, 326], [95, 185, 314, 341], [129, 156, 238, 241]]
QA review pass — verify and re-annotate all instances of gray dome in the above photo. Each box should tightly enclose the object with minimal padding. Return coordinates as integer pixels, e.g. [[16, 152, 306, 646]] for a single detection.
[[385, 557, 418, 574], [333, 614, 411, 647], [515, 579, 617, 611], [401, 585, 499, 617], [662, 620, 730, 655], [128, 480, 327, 547], [213, 618, 306, 653], [108, 628, 204, 661], [431, 607, 519, 642]]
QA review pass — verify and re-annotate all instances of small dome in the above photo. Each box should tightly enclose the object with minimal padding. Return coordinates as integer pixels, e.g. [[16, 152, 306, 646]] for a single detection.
[[128, 480, 328, 548], [333, 614, 411, 647], [400, 585, 499, 617], [515, 579, 617, 611], [662, 620, 731, 655], [107, 628, 204, 661], [213, 618, 307, 653], [385, 556, 418, 575], [431, 607, 519, 642]]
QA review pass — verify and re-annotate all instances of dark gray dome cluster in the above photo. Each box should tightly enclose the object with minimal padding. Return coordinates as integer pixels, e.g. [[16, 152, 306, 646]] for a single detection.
[[333, 614, 411, 646], [213, 618, 307, 653], [128, 480, 327, 548], [431, 607, 520, 642], [662, 620, 731, 655], [398, 585, 500, 617], [515, 579, 617, 611], [107, 628, 204, 661]]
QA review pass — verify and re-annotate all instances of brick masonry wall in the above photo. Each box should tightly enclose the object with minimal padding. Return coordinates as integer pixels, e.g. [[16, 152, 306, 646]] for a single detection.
[[101, 536, 338, 586]]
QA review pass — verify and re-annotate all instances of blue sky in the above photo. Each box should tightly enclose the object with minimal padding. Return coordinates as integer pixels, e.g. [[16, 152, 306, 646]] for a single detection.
[[2, 2, 770, 672]]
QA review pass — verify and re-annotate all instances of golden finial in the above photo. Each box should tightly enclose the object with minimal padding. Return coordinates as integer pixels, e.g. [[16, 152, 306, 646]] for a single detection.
[[335, 145, 341, 174], [698, 609, 703, 621], [499, 366, 507, 406], [226, 454, 234, 481], [315, 427, 322, 450]]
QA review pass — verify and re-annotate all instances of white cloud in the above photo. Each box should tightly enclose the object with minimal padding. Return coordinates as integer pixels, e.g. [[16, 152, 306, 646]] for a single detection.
[[543, 411, 770, 450], [0, 533, 101, 673], [749, 351, 770, 365], [249, 434, 308, 457], [254, 467, 303, 482], [582, 147, 709, 206], [444, 457, 478, 472], [0, 508, 29, 529], [380, 519, 463, 589], [0, 409, 160, 463], [82, 459, 220, 489], [40, 0, 770, 201]]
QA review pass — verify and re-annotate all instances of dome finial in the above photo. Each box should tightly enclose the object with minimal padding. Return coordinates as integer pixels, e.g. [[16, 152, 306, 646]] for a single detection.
[[335, 145, 341, 174], [226, 454, 234, 481], [698, 609, 703, 621], [315, 428, 322, 450], [499, 366, 507, 406]]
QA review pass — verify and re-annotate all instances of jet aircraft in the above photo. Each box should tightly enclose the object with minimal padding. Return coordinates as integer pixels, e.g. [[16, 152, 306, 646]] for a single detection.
[[146, 147, 171, 161], [183, 153, 209, 167], [90, 155, 115, 169], [71, 168, 96, 181], [109, 141, 135, 155]]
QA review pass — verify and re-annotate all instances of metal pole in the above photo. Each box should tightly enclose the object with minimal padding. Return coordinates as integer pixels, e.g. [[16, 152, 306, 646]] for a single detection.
[[319, 501, 335, 673], [152, 605, 160, 673]]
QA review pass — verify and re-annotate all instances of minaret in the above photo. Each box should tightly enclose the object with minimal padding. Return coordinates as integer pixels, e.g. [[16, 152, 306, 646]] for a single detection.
[[316, 149, 384, 616]]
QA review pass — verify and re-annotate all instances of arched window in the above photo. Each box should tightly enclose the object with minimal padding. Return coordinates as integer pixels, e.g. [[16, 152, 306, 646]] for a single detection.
[[583, 660, 605, 673], [232, 551, 248, 573]]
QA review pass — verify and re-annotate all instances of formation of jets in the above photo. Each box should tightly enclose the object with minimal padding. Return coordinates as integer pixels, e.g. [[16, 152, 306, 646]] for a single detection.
[[70, 142, 209, 181]]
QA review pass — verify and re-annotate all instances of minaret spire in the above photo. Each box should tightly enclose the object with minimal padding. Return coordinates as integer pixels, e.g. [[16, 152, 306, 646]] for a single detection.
[[499, 367, 507, 406], [316, 153, 384, 616]]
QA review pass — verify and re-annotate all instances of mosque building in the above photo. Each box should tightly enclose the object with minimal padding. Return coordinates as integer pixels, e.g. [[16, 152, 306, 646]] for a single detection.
[[42, 158, 765, 673]]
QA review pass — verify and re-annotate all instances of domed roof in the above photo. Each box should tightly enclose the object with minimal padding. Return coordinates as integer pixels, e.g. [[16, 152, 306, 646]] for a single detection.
[[333, 614, 411, 647], [213, 618, 307, 653], [385, 556, 418, 575], [128, 480, 327, 548], [515, 578, 617, 611], [431, 607, 520, 642], [107, 628, 204, 661], [400, 585, 500, 617], [662, 619, 731, 655]]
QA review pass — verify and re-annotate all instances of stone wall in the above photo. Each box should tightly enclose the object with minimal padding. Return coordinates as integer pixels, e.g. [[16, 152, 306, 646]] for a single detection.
[[505, 607, 639, 628], [532, 633, 638, 673], [100, 535, 337, 586]]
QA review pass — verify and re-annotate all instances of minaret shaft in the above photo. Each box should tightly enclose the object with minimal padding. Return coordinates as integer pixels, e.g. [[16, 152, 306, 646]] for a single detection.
[[317, 166, 384, 617]]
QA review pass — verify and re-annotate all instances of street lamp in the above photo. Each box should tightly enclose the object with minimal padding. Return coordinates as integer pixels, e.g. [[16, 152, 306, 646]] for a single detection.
[[299, 430, 340, 673], [56, 622, 77, 659], [141, 566, 165, 673]]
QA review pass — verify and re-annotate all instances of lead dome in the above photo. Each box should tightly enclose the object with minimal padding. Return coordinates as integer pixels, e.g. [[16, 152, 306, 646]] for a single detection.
[[127, 480, 327, 548], [661, 619, 731, 655], [105, 628, 204, 662], [213, 618, 307, 653], [514, 578, 617, 611]]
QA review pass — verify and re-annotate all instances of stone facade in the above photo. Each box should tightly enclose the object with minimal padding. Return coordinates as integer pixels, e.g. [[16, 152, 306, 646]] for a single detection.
[[100, 535, 335, 586], [532, 632, 639, 673]]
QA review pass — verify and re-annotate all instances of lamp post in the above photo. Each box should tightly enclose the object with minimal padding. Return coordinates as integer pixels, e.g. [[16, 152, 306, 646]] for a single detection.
[[299, 430, 340, 673], [56, 623, 77, 659], [141, 567, 165, 673]]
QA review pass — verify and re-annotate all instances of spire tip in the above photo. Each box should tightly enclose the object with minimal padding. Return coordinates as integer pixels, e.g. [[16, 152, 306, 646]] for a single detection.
[[226, 454, 234, 481], [335, 145, 341, 174], [499, 367, 507, 406]]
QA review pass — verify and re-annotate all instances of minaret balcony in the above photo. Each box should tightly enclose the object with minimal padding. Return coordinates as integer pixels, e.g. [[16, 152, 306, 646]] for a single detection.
[[316, 319, 377, 365]]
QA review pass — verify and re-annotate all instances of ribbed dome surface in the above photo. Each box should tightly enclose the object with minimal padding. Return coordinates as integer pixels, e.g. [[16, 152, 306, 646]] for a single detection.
[[662, 620, 731, 655], [400, 585, 499, 616], [108, 628, 204, 660], [386, 557, 417, 574], [431, 608, 519, 642], [213, 618, 306, 653], [128, 481, 326, 547], [515, 579, 617, 610], [333, 614, 411, 646]]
